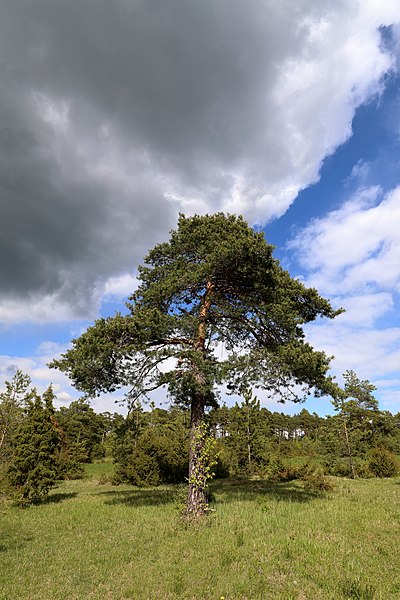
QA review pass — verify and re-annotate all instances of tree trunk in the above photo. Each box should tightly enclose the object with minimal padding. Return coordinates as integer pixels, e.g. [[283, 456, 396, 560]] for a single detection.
[[246, 405, 252, 471], [343, 418, 357, 479], [186, 279, 213, 518], [0, 427, 6, 450], [187, 394, 207, 518]]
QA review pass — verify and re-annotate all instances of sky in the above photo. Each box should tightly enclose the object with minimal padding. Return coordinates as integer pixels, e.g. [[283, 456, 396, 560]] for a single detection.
[[1, 0, 400, 416]]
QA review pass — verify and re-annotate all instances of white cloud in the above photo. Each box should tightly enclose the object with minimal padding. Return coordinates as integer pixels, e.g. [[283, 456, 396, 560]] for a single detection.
[[0, 298, 82, 325], [35, 340, 69, 357], [345, 160, 372, 187], [102, 273, 139, 300], [290, 186, 400, 295], [333, 292, 394, 327], [0, 343, 128, 413], [305, 323, 400, 382], [0, 353, 69, 402], [0, 339, 75, 398], [289, 182, 400, 411]]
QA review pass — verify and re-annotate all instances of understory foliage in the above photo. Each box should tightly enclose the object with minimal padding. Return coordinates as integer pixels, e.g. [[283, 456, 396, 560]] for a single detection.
[[368, 448, 398, 478], [108, 376, 399, 487], [52, 213, 342, 516], [56, 398, 110, 465], [112, 406, 189, 486]]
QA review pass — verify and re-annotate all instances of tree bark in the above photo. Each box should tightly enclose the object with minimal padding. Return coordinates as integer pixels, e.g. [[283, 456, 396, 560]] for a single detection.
[[186, 280, 213, 518], [0, 427, 6, 450], [246, 404, 252, 471], [343, 418, 357, 479], [187, 393, 207, 517]]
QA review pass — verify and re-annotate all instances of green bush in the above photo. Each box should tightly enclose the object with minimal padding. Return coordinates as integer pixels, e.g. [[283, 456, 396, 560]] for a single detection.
[[259, 453, 285, 480], [323, 457, 371, 479], [275, 462, 311, 482], [368, 448, 398, 478], [114, 427, 188, 486], [323, 457, 352, 477], [91, 443, 106, 460], [56, 440, 86, 480], [212, 446, 230, 479], [115, 448, 161, 486], [301, 468, 334, 492]]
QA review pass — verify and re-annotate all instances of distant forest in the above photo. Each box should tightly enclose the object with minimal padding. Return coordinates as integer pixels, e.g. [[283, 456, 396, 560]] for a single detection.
[[1, 370, 399, 505]]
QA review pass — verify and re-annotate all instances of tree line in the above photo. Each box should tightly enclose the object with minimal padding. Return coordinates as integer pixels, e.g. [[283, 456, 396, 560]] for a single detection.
[[1, 368, 398, 505], [112, 370, 400, 485]]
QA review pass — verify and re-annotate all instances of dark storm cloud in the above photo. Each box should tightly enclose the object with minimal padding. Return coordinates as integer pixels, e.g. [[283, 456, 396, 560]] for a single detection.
[[0, 0, 398, 321], [1, 0, 293, 182]]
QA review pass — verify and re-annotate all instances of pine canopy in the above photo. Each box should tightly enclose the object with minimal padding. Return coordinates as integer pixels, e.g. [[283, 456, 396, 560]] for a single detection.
[[52, 213, 341, 405]]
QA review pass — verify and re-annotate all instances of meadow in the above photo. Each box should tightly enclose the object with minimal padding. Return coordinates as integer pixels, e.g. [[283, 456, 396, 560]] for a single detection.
[[1, 465, 399, 600]]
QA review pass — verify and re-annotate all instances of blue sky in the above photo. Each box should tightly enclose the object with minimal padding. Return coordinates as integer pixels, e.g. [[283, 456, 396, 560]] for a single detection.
[[1, 1, 400, 416]]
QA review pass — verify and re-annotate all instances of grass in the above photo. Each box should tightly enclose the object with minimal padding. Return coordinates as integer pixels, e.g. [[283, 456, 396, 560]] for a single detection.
[[1, 465, 400, 599]]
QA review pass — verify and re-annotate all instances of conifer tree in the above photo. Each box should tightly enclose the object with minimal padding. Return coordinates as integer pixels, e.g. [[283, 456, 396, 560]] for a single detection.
[[7, 386, 62, 504], [0, 370, 30, 458], [332, 370, 379, 478], [225, 389, 265, 475], [56, 398, 105, 462], [52, 213, 341, 517]]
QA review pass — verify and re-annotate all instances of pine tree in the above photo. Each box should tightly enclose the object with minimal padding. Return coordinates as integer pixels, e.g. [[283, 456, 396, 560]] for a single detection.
[[52, 213, 341, 517], [332, 371, 379, 478]]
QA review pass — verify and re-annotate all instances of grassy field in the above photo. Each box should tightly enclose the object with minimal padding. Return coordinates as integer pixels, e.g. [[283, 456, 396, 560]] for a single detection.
[[1, 465, 399, 600]]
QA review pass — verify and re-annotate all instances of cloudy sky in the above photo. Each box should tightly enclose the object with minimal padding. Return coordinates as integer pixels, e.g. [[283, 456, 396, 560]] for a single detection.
[[1, 0, 400, 415]]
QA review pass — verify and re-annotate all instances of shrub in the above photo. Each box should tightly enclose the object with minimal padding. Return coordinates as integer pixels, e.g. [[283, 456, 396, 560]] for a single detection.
[[212, 447, 230, 479], [275, 462, 311, 482], [114, 427, 188, 486], [57, 440, 86, 480], [263, 454, 286, 480], [368, 448, 398, 478], [323, 457, 371, 479], [323, 457, 352, 477], [91, 443, 106, 460], [301, 468, 334, 492]]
